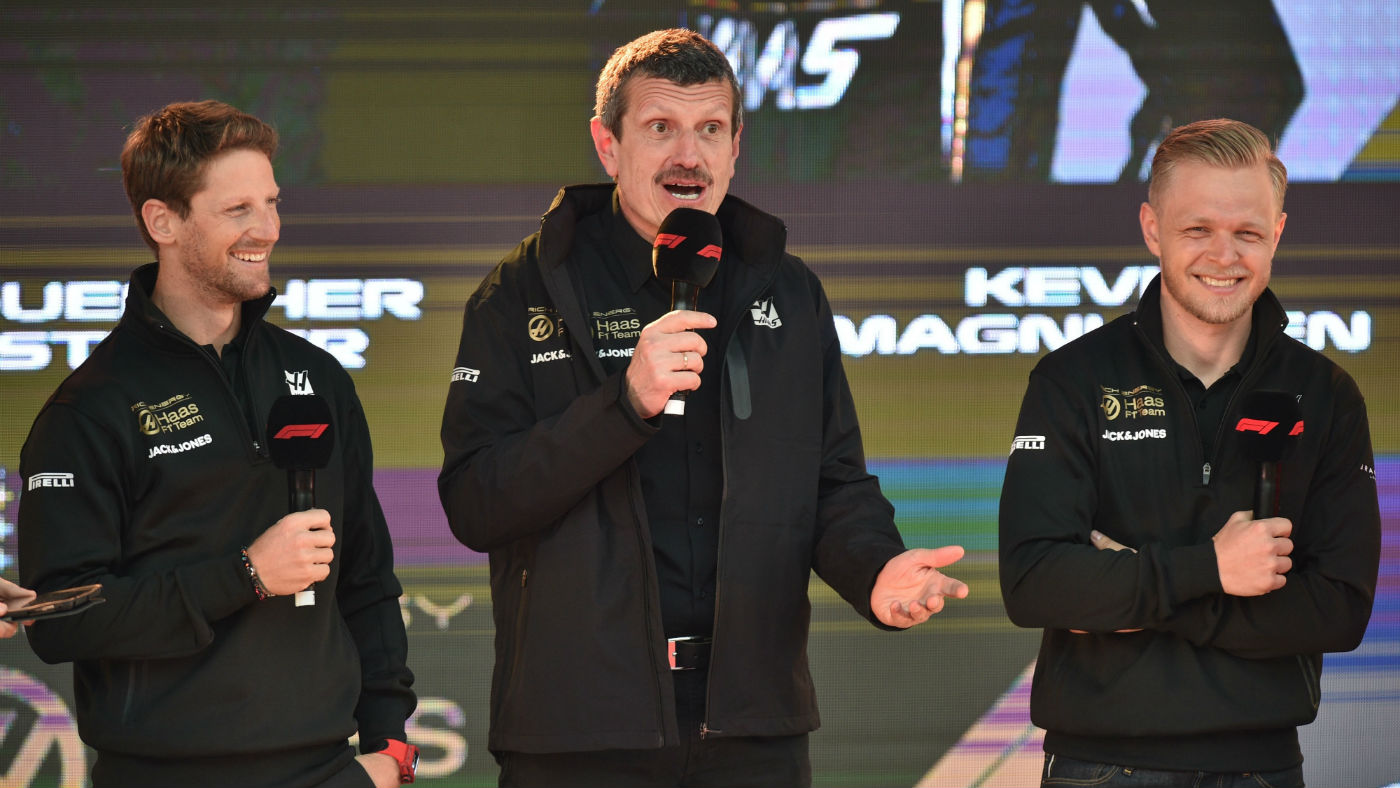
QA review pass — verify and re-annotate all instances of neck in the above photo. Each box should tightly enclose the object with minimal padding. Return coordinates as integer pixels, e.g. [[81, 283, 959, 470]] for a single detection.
[[1160, 301, 1251, 389], [151, 274, 241, 354]]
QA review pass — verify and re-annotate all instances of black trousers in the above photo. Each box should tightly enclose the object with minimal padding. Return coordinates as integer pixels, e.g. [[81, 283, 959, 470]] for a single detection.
[[499, 671, 811, 787]]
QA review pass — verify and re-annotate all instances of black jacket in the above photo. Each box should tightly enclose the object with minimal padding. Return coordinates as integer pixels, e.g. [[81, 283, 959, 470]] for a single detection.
[[999, 277, 1380, 770], [439, 185, 905, 755], [18, 264, 415, 785]]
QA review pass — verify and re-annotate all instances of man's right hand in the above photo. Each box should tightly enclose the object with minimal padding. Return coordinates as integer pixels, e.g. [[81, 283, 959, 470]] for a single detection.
[[625, 310, 717, 418], [246, 509, 335, 596], [1212, 510, 1293, 596]]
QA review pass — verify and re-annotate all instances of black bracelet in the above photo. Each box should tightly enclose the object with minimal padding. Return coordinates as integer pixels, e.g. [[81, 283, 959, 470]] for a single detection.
[[240, 547, 272, 601]]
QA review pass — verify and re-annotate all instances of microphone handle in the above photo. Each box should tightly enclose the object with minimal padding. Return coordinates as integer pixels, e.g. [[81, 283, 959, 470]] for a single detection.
[[1253, 462, 1278, 519], [291, 469, 315, 512], [665, 282, 700, 416], [290, 468, 318, 607]]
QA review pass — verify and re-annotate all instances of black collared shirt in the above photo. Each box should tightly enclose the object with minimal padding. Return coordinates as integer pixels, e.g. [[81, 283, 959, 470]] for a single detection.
[[1140, 301, 1258, 461], [569, 194, 732, 639]]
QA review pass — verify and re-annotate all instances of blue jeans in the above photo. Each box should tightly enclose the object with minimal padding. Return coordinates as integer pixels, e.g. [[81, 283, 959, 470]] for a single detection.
[[1042, 754, 1305, 788]]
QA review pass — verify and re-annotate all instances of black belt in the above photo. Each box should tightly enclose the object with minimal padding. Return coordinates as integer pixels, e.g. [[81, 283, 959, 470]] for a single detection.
[[667, 636, 711, 671]]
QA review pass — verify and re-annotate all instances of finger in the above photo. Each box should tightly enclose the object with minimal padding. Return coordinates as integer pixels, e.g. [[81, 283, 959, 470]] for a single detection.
[[1275, 536, 1293, 556], [312, 564, 332, 583], [1268, 518, 1293, 538], [662, 309, 718, 331], [1089, 530, 1129, 552], [1069, 628, 1089, 634], [920, 595, 945, 616], [922, 545, 965, 569], [0, 622, 17, 639], [1270, 572, 1287, 592], [1275, 556, 1292, 574], [943, 576, 970, 599]]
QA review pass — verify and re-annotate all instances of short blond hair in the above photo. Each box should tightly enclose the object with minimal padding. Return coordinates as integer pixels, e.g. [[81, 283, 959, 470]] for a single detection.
[[1148, 119, 1287, 210]]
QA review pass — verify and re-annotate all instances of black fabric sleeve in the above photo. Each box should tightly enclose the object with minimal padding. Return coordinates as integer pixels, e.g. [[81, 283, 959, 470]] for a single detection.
[[805, 273, 907, 626], [438, 260, 656, 552], [19, 403, 256, 663], [333, 386, 416, 751], [999, 365, 1222, 633]]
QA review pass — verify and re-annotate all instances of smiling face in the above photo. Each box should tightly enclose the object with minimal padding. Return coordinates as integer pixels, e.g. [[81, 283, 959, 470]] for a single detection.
[[591, 76, 740, 240], [1140, 159, 1286, 333], [165, 148, 281, 306]]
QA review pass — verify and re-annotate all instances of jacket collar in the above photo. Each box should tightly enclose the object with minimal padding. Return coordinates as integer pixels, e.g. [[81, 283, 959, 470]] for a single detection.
[[123, 261, 277, 348], [535, 184, 789, 273], [1132, 273, 1289, 370]]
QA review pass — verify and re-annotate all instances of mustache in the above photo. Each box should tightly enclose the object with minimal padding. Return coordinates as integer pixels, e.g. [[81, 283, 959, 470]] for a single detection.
[[654, 166, 713, 186]]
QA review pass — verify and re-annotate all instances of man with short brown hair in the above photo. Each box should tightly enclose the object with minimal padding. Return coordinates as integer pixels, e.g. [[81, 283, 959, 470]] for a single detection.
[[19, 100, 417, 788]]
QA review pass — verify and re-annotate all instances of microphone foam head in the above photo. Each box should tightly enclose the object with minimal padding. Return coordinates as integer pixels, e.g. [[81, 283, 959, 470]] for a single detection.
[[1234, 390, 1303, 463], [266, 395, 335, 469], [653, 207, 722, 288]]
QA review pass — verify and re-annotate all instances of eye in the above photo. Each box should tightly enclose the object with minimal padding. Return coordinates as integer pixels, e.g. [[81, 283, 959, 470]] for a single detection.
[[649, 121, 668, 134], [703, 122, 722, 135]]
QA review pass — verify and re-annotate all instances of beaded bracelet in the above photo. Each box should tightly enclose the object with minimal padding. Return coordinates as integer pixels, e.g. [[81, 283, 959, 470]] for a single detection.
[[240, 547, 272, 601]]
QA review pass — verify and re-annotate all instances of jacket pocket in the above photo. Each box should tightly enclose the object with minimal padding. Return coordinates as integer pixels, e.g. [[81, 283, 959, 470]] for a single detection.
[[1295, 654, 1321, 709]]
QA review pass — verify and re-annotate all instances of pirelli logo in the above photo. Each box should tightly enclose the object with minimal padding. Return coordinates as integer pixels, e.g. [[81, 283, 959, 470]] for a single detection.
[[27, 472, 74, 491]]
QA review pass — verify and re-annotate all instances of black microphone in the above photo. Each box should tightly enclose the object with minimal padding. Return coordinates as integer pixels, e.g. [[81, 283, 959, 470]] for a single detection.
[[652, 207, 723, 416], [266, 395, 335, 606], [1233, 390, 1303, 518]]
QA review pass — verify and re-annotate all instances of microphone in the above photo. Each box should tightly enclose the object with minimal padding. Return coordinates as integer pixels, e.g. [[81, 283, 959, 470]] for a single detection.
[[652, 207, 723, 416], [1233, 390, 1303, 518], [266, 395, 335, 606]]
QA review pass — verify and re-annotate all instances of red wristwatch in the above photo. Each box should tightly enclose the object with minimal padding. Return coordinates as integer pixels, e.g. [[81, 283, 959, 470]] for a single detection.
[[378, 739, 419, 784]]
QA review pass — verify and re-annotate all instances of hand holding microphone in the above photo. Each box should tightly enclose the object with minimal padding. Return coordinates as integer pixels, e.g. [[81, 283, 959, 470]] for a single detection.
[[255, 395, 336, 606], [1212, 390, 1304, 596], [627, 208, 723, 418]]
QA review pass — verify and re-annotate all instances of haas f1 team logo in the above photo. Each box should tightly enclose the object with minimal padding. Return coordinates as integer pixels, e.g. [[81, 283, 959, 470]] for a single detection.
[[653, 234, 722, 261]]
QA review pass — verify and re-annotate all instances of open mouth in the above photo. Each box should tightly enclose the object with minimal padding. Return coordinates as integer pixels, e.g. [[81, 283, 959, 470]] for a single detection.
[[231, 250, 269, 263], [664, 183, 705, 201], [1197, 274, 1241, 288]]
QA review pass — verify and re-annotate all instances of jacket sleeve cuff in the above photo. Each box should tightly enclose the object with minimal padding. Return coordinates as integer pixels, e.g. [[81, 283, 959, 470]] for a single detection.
[[176, 554, 258, 624], [615, 371, 661, 435], [1167, 541, 1224, 606]]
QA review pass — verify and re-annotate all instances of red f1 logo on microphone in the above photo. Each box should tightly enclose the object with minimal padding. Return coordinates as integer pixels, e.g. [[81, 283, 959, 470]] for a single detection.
[[698, 244, 722, 260], [1235, 418, 1277, 434], [274, 424, 329, 439], [654, 233, 685, 249]]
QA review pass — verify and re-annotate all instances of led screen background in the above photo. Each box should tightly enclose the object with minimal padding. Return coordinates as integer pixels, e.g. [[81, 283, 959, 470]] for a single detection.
[[1, 2, 1397, 785]]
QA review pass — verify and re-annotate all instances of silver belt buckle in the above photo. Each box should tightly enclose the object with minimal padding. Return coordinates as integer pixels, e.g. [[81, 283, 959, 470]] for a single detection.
[[667, 636, 704, 671]]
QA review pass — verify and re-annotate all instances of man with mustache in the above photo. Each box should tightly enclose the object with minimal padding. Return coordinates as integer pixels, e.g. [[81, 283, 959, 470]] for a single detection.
[[439, 28, 968, 787], [999, 119, 1380, 785]]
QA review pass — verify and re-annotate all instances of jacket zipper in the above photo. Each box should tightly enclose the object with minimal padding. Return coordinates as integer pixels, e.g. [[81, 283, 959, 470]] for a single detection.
[[1130, 318, 1279, 491], [154, 322, 264, 460]]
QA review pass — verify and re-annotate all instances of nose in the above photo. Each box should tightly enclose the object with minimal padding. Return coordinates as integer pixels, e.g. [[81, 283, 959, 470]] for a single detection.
[[670, 130, 702, 169], [1206, 230, 1238, 264], [251, 204, 280, 244]]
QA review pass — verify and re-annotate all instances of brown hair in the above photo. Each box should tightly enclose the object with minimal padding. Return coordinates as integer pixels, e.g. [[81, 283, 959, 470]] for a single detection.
[[1148, 118, 1287, 210], [121, 100, 279, 251], [595, 28, 741, 139]]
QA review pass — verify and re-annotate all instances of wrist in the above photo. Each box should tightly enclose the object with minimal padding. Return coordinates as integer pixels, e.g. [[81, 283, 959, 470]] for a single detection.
[[239, 547, 273, 600], [376, 738, 419, 784]]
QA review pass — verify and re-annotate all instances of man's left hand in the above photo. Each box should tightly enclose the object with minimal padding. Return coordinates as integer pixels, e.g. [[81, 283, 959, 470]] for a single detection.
[[355, 752, 401, 788], [871, 546, 968, 628]]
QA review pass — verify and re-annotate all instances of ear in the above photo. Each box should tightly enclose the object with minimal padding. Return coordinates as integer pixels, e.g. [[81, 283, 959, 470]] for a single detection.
[[141, 199, 180, 248], [1272, 211, 1287, 249], [1139, 201, 1161, 258], [590, 117, 619, 178], [731, 122, 742, 165]]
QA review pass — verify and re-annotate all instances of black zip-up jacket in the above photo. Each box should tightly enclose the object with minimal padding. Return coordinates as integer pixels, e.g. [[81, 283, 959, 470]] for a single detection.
[[999, 277, 1380, 771], [439, 185, 906, 755], [18, 264, 415, 785]]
